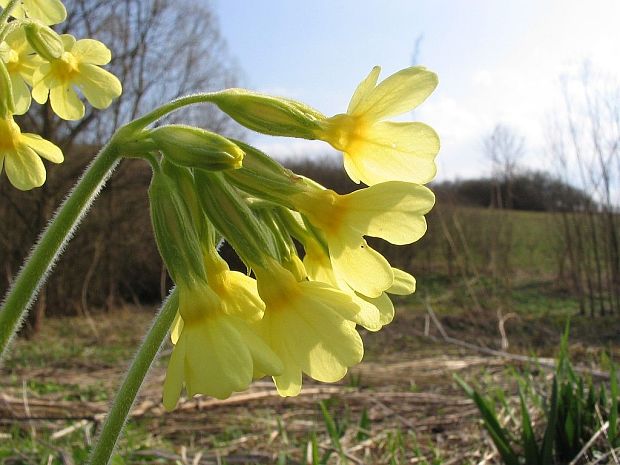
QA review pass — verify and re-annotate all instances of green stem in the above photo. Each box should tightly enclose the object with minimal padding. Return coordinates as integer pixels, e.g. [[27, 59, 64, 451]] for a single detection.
[[0, 140, 121, 359], [124, 92, 220, 132], [88, 288, 179, 465]]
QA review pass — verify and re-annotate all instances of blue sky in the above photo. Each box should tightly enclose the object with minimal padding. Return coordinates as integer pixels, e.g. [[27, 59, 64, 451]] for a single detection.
[[213, 0, 620, 180]]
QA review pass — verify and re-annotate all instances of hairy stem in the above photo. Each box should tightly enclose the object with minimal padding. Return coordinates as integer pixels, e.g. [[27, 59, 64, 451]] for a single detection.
[[0, 140, 121, 359]]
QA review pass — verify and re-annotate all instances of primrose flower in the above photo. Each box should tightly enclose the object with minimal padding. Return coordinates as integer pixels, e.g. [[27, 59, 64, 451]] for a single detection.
[[0, 29, 43, 114], [0, 0, 67, 25], [316, 66, 439, 186], [32, 35, 122, 120], [253, 260, 366, 397], [163, 280, 282, 410], [292, 181, 435, 297], [0, 114, 63, 190], [303, 239, 416, 328]]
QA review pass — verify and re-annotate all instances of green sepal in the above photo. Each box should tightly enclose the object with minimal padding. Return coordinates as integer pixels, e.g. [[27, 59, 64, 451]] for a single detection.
[[223, 140, 309, 205], [211, 89, 326, 139], [150, 125, 244, 171], [194, 170, 279, 268], [149, 169, 206, 284], [24, 21, 64, 61]]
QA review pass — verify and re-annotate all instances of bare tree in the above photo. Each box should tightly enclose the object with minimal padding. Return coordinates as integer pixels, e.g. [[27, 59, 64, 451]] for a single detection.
[[1, 0, 243, 332], [548, 65, 620, 316], [484, 124, 525, 209]]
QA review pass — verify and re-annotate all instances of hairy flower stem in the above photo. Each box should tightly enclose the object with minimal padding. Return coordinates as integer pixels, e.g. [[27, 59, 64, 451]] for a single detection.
[[0, 140, 121, 360], [0, 0, 20, 41], [88, 289, 179, 465]]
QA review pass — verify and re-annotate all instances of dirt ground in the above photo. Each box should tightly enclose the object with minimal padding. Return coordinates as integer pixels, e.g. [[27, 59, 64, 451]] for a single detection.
[[1, 302, 618, 464]]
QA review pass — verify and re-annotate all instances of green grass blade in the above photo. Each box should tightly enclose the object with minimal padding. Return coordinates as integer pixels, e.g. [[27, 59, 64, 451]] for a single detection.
[[540, 377, 558, 464], [519, 388, 540, 465], [455, 375, 519, 465]]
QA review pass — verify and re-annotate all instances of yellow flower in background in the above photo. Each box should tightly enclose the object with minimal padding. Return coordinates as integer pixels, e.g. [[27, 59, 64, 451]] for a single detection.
[[0, 0, 67, 25], [254, 260, 364, 397], [293, 181, 435, 298], [163, 281, 282, 410], [0, 28, 43, 114], [32, 35, 122, 120], [0, 114, 63, 190], [316, 66, 439, 186]]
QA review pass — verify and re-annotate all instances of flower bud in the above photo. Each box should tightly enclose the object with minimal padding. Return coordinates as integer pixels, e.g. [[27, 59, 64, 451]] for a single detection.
[[223, 140, 308, 205], [160, 159, 207, 237], [194, 171, 279, 268], [24, 21, 64, 61], [149, 170, 206, 284], [150, 125, 244, 171], [0, 60, 14, 117], [211, 89, 326, 139]]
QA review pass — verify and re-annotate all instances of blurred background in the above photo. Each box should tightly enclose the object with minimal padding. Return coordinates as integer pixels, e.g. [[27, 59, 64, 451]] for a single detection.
[[2, 2, 620, 462]]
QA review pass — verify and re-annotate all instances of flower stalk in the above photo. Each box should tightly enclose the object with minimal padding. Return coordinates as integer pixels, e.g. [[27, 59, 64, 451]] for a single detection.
[[0, 139, 121, 360], [88, 289, 179, 465]]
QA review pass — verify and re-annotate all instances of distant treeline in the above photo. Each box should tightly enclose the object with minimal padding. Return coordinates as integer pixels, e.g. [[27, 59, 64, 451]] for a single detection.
[[433, 172, 593, 212]]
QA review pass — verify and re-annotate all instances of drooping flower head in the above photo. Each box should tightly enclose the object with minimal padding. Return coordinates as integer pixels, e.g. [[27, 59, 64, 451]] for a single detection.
[[163, 279, 282, 410], [253, 259, 366, 396], [0, 114, 63, 190], [316, 66, 440, 186], [32, 34, 122, 120]]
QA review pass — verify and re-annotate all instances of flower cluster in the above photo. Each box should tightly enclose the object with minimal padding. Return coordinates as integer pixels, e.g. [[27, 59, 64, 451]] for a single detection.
[[0, 0, 121, 189], [142, 66, 439, 409]]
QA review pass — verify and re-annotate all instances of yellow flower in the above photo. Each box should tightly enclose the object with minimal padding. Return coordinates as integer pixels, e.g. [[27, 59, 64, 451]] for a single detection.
[[292, 181, 434, 297], [0, 114, 63, 190], [163, 280, 282, 410], [303, 239, 415, 329], [253, 260, 364, 397], [0, 29, 43, 114], [32, 35, 122, 120], [316, 66, 439, 186], [0, 0, 67, 24]]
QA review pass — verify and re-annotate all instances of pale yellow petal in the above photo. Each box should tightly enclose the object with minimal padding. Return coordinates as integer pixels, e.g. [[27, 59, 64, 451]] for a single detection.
[[221, 271, 264, 321], [21, 133, 63, 163], [162, 333, 187, 411], [9, 74, 31, 115], [343, 181, 435, 245], [388, 268, 416, 295], [330, 235, 393, 298], [360, 292, 395, 326], [351, 67, 438, 120], [275, 296, 363, 383], [5, 145, 45, 190], [350, 293, 383, 331], [60, 34, 76, 51], [272, 336, 302, 397], [31, 66, 51, 104], [232, 318, 283, 376], [184, 318, 253, 400], [346, 121, 439, 185], [50, 83, 84, 120], [72, 39, 111, 65], [347, 66, 380, 114], [74, 63, 121, 109], [22, 0, 67, 25]]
